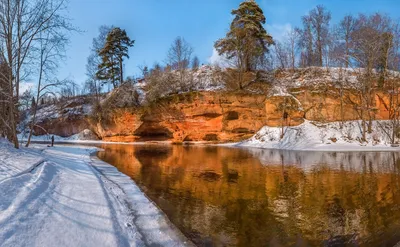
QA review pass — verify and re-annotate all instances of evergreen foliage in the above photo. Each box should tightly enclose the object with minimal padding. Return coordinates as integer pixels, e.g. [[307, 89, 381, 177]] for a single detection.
[[214, 0, 274, 72], [97, 27, 134, 88]]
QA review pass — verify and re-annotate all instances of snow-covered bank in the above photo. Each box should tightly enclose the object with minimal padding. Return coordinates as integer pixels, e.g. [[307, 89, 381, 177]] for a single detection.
[[237, 120, 400, 151], [18, 119, 400, 152], [0, 139, 44, 181], [88, 151, 191, 246], [0, 141, 191, 246], [242, 148, 400, 173], [18, 128, 98, 143]]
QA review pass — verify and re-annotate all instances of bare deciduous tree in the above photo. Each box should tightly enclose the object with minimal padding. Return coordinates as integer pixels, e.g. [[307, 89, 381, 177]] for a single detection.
[[287, 29, 299, 71], [191, 56, 200, 70], [60, 80, 80, 99], [19, 89, 33, 112], [310, 5, 331, 67], [144, 63, 171, 102], [0, 0, 71, 148], [167, 36, 194, 91], [274, 41, 289, 69], [297, 5, 331, 67], [344, 13, 398, 141], [297, 16, 314, 67], [25, 28, 69, 147], [336, 15, 357, 68]]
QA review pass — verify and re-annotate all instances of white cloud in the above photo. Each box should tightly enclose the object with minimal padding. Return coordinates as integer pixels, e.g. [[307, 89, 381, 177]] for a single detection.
[[266, 23, 293, 42], [208, 48, 230, 68], [208, 48, 222, 64], [19, 82, 35, 95]]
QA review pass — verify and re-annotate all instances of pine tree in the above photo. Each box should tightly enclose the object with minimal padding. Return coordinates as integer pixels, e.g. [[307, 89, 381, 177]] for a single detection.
[[214, 0, 274, 72], [97, 27, 134, 88]]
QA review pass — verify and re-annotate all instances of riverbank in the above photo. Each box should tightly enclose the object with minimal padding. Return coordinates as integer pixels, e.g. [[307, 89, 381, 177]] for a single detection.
[[236, 120, 400, 152], [0, 140, 191, 246], [19, 119, 400, 152]]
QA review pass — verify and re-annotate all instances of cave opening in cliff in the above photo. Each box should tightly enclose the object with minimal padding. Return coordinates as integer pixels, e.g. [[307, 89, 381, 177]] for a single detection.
[[134, 124, 173, 141], [225, 111, 239, 120]]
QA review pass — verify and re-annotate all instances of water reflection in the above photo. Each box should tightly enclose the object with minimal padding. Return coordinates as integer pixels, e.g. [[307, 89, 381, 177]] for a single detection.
[[97, 145, 400, 247]]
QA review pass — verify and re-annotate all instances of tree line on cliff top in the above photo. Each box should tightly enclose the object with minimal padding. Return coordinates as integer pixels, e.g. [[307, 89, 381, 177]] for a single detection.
[[1, 0, 400, 148], [134, 0, 399, 98], [90, 0, 400, 144]]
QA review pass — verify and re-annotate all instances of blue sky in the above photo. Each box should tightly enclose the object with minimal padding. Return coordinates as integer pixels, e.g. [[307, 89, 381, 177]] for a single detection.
[[55, 0, 400, 86]]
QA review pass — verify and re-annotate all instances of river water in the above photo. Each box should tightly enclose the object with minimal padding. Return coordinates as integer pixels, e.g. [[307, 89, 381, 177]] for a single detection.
[[97, 144, 400, 246]]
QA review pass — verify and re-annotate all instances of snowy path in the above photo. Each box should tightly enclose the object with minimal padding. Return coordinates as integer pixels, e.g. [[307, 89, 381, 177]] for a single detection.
[[0, 145, 190, 247]]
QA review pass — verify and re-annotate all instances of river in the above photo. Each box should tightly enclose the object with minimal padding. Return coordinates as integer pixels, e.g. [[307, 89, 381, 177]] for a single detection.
[[97, 144, 400, 246]]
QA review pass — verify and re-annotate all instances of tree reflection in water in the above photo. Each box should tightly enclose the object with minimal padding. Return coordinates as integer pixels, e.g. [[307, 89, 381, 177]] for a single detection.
[[98, 145, 400, 247]]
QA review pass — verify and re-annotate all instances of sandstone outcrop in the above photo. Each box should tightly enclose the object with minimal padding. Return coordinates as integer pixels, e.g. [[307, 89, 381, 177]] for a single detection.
[[31, 97, 92, 137], [29, 66, 400, 143], [99, 92, 268, 142], [30, 88, 397, 143]]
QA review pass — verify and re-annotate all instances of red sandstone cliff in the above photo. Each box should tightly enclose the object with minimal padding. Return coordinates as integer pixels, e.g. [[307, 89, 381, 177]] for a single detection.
[[27, 67, 399, 143]]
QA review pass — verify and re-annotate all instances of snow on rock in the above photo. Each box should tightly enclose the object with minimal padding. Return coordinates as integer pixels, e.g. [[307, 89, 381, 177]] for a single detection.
[[238, 120, 400, 151], [33, 97, 93, 123], [275, 66, 400, 88], [191, 65, 224, 91], [0, 142, 191, 246], [137, 65, 225, 97]]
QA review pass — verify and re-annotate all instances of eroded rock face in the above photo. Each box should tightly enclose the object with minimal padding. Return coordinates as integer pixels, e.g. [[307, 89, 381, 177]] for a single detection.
[[290, 88, 396, 123], [32, 97, 92, 137], [32, 89, 397, 143], [264, 96, 304, 127], [100, 92, 268, 142], [34, 118, 89, 137]]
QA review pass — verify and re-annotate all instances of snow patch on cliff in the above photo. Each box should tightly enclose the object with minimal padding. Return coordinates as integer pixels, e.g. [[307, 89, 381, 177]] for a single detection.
[[24, 96, 93, 125], [276, 67, 400, 88], [192, 65, 225, 91]]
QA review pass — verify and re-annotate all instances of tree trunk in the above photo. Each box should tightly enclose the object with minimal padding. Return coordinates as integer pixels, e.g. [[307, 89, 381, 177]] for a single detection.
[[291, 49, 295, 71], [9, 89, 19, 148], [26, 58, 44, 147], [340, 84, 344, 128], [318, 37, 323, 66], [344, 36, 349, 68], [26, 105, 37, 147], [245, 55, 251, 72], [362, 119, 366, 142], [7, 18, 19, 148], [119, 58, 123, 85]]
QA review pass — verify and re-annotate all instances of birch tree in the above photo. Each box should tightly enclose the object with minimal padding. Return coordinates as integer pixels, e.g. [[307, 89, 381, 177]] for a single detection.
[[167, 36, 193, 91], [348, 13, 397, 141], [25, 30, 68, 147], [297, 5, 331, 67], [336, 15, 356, 68], [0, 0, 71, 148]]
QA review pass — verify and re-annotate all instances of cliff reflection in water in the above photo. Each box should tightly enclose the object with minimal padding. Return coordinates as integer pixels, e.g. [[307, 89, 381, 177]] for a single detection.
[[97, 145, 400, 247]]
